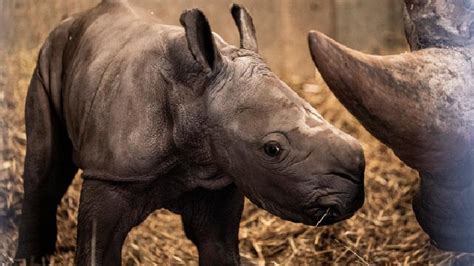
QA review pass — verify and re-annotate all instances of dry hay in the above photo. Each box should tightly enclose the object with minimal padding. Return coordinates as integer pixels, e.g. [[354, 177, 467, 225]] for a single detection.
[[0, 1, 473, 262], [1, 46, 474, 265]]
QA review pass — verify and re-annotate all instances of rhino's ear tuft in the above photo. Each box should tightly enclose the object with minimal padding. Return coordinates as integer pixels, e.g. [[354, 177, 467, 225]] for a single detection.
[[231, 3, 258, 52], [180, 9, 223, 73]]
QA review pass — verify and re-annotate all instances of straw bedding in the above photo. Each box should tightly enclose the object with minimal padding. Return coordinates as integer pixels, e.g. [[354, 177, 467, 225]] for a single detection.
[[1, 48, 473, 264]]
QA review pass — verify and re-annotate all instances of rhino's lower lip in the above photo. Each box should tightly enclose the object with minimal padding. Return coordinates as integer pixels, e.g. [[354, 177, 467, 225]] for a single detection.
[[281, 200, 357, 226], [313, 208, 356, 226]]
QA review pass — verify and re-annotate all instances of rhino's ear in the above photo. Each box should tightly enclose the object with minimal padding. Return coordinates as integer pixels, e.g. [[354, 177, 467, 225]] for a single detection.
[[180, 9, 223, 73], [231, 3, 258, 52]]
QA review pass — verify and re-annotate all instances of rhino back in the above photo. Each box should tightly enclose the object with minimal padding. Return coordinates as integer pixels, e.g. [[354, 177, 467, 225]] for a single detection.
[[58, 3, 184, 181]]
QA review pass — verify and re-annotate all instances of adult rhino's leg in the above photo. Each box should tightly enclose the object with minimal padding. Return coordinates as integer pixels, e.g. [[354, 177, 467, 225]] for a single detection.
[[180, 184, 244, 266], [15, 70, 78, 263], [75, 179, 151, 265]]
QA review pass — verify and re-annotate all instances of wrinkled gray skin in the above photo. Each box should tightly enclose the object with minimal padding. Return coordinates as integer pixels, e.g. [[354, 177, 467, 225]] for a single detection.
[[15, 1, 364, 265], [308, 0, 473, 253]]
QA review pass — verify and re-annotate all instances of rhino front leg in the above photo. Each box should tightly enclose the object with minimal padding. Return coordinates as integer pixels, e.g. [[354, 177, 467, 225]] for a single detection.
[[180, 184, 244, 266], [16, 69, 78, 263], [75, 179, 150, 265]]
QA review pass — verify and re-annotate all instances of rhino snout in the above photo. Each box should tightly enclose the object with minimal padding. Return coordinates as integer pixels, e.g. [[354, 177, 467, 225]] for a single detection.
[[310, 131, 366, 223]]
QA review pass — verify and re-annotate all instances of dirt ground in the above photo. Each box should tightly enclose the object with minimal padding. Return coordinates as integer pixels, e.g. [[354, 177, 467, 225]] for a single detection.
[[1, 1, 474, 265]]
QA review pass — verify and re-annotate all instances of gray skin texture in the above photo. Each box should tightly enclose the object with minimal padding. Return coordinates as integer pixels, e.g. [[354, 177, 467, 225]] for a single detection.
[[308, 0, 473, 253], [15, 1, 365, 265]]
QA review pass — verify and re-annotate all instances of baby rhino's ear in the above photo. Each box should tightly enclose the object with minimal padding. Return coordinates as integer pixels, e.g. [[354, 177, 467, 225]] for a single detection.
[[231, 3, 258, 52], [180, 9, 223, 73]]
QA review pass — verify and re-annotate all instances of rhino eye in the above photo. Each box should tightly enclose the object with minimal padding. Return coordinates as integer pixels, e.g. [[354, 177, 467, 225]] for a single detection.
[[263, 142, 281, 157]]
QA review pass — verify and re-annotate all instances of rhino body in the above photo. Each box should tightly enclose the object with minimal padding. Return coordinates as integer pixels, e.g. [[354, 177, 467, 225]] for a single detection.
[[16, 1, 365, 264]]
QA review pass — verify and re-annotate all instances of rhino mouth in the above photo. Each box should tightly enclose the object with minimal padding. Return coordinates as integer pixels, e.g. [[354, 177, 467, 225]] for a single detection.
[[254, 188, 363, 226], [307, 175, 365, 225], [305, 200, 359, 226], [303, 199, 359, 226]]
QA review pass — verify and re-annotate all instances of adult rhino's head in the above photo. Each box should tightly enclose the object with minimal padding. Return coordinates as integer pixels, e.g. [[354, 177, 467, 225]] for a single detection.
[[307, 0, 474, 252], [178, 5, 365, 225]]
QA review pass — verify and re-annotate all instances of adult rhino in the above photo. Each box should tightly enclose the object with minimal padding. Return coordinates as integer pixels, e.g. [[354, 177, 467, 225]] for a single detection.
[[16, 1, 365, 264], [309, 0, 473, 252]]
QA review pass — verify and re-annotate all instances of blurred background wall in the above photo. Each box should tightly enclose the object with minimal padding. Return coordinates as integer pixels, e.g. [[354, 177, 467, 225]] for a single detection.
[[1, 0, 408, 83]]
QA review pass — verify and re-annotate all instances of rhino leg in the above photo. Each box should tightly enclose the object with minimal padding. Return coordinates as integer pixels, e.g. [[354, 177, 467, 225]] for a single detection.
[[15, 71, 78, 263], [75, 179, 152, 265], [180, 184, 244, 266]]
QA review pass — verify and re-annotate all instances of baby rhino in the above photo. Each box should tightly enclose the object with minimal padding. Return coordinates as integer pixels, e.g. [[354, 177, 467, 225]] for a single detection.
[[16, 1, 365, 265]]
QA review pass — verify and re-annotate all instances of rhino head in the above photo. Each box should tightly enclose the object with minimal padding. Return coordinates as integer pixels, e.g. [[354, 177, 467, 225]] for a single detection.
[[177, 5, 365, 225], [308, 0, 474, 251]]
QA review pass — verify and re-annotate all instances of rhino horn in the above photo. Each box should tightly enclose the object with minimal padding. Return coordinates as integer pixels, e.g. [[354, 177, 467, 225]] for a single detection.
[[308, 30, 473, 175]]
